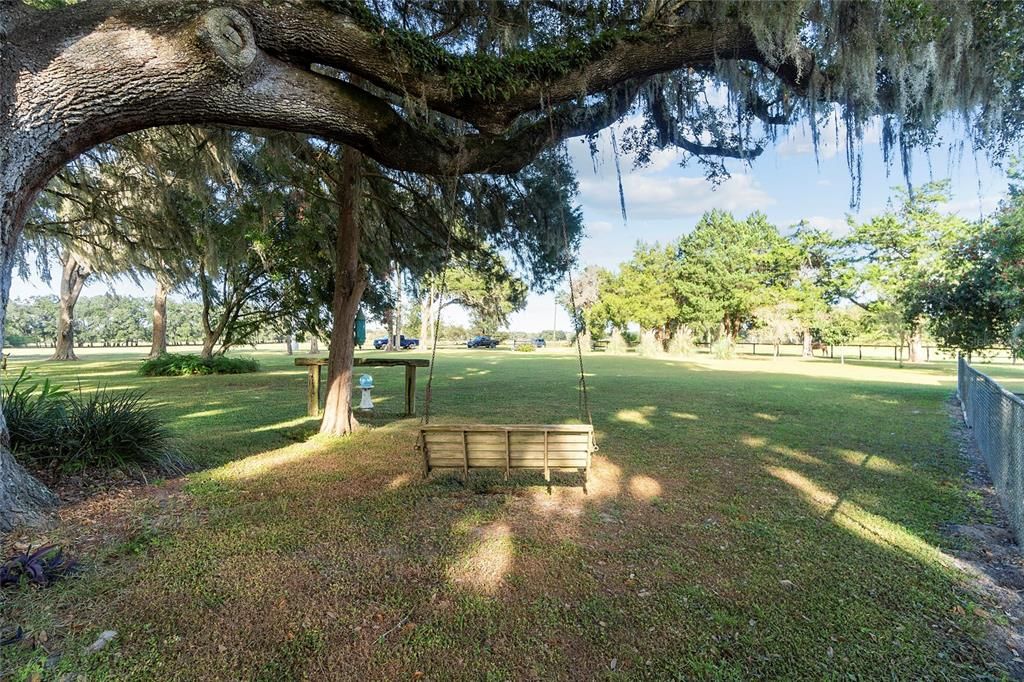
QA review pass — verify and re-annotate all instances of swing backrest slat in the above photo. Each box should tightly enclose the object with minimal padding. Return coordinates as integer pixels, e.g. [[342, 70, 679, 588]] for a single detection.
[[419, 424, 593, 478]]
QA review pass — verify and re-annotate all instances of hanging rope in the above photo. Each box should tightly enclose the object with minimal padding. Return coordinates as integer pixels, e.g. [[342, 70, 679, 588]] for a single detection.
[[422, 246, 451, 425], [561, 205, 593, 427], [421, 176, 459, 425], [544, 93, 593, 427]]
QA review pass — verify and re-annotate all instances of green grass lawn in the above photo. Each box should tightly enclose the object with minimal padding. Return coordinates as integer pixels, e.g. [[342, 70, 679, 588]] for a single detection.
[[0, 347, 1013, 679]]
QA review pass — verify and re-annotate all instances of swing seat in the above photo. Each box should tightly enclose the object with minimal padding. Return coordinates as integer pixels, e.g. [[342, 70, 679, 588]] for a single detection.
[[418, 424, 594, 491]]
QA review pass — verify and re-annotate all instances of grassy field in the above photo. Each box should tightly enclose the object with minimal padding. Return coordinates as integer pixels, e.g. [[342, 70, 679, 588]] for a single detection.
[[0, 347, 1017, 679]]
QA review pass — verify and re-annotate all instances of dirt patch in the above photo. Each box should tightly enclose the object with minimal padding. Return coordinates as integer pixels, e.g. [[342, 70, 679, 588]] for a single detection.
[[946, 397, 1024, 677], [2, 472, 192, 558]]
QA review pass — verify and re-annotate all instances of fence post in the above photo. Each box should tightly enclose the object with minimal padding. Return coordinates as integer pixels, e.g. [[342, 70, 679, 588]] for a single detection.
[[859, 346, 863, 360]]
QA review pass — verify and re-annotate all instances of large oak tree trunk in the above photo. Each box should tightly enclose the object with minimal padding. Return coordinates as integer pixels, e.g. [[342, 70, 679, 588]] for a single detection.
[[320, 147, 367, 436], [148, 275, 169, 358], [50, 253, 90, 361], [0, 173, 60, 531]]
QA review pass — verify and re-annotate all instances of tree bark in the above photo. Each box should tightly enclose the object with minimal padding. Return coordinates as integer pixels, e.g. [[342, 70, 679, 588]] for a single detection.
[[320, 147, 367, 436], [0, 172, 60, 531], [147, 274, 170, 358], [802, 328, 812, 357], [309, 337, 319, 354], [49, 252, 91, 361]]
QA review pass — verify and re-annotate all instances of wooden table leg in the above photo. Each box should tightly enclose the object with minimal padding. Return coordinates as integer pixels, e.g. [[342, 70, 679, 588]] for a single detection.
[[404, 365, 416, 416], [307, 365, 321, 417]]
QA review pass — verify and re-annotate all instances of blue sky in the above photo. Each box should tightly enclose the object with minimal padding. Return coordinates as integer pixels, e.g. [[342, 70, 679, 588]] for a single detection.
[[12, 114, 1015, 335]]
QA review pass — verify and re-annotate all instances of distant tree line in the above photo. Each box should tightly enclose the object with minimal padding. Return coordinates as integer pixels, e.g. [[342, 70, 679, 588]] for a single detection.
[[3, 295, 289, 349], [571, 175, 1024, 361]]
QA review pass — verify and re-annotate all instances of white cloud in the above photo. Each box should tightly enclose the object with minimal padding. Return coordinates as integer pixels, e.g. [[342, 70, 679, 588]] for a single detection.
[[579, 172, 774, 221], [939, 194, 1003, 218], [803, 215, 851, 235], [776, 112, 882, 160], [587, 220, 615, 234]]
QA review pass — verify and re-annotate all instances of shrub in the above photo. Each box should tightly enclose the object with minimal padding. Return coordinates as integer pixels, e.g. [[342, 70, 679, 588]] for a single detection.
[[60, 388, 186, 472], [139, 353, 260, 377], [667, 329, 696, 356], [4, 334, 30, 348], [606, 330, 630, 354], [711, 338, 736, 359], [2, 369, 69, 457], [3, 370, 184, 474], [638, 330, 664, 356], [1, 545, 77, 589], [514, 343, 535, 352]]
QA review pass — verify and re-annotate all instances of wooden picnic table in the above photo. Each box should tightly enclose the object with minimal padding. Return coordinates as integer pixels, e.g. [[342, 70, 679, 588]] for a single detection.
[[295, 357, 430, 417]]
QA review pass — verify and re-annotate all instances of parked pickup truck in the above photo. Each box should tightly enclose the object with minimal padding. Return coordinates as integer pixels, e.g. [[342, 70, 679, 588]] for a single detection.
[[466, 335, 499, 349], [372, 335, 420, 350]]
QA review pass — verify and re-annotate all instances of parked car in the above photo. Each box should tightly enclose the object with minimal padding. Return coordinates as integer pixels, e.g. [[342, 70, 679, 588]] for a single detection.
[[533, 338, 546, 348], [466, 335, 499, 349], [372, 335, 420, 350]]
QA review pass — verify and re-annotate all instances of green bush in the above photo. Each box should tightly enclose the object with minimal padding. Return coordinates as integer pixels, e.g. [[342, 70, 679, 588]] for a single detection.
[[2, 370, 68, 457], [139, 353, 260, 377], [638, 331, 664, 356], [711, 338, 736, 359], [606, 330, 630, 354], [4, 334, 30, 348], [667, 329, 696, 356], [514, 343, 535, 352], [3, 369, 184, 474]]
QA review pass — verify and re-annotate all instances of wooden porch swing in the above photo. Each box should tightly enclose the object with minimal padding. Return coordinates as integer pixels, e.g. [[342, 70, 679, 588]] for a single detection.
[[415, 190, 596, 492]]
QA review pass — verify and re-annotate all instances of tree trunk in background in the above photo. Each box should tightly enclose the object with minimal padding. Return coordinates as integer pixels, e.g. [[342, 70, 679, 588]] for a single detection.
[[49, 253, 91, 361], [148, 275, 169, 358], [718, 320, 733, 344], [802, 328, 812, 357], [907, 323, 924, 363], [320, 147, 367, 436], [309, 337, 319, 354], [197, 264, 225, 360], [388, 267, 401, 352], [420, 286, 434, 347]]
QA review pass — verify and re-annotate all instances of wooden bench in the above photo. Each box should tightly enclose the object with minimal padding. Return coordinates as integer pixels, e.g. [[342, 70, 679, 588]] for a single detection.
[[418, 424, 595, 492], [295, 357, 430, 417]]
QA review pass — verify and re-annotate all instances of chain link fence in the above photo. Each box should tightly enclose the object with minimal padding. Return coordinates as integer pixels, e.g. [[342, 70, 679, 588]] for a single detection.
[[957, 357, 1024, 542]]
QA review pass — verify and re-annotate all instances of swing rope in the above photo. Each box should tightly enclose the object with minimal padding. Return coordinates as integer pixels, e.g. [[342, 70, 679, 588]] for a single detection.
[[422, 175, 459, 426], [563, 225, 593, 427], [421, 215, 453, 425]]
